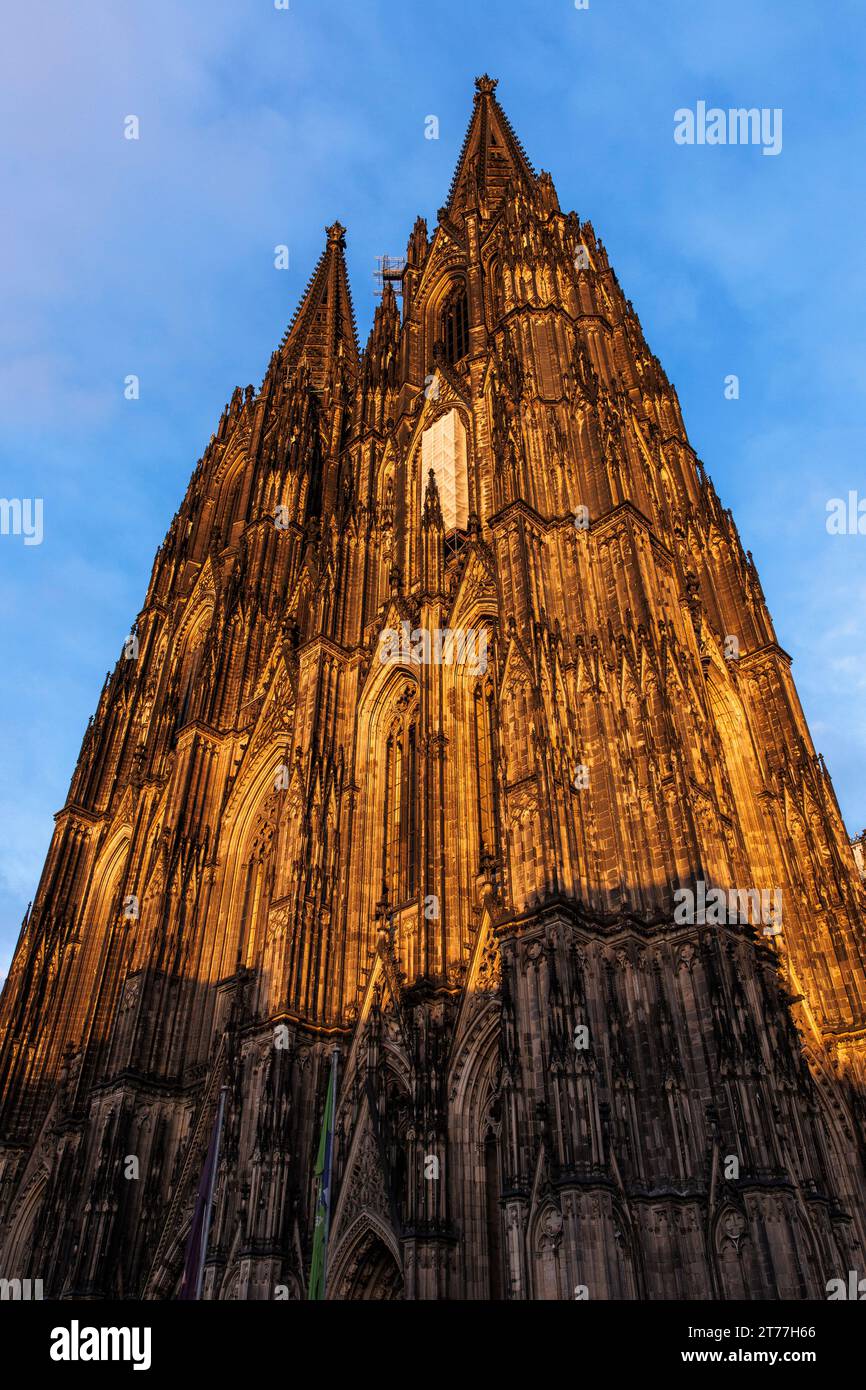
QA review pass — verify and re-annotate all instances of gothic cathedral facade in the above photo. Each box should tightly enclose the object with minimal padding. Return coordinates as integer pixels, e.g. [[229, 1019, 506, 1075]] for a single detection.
[[2, 77, 866, 1301]]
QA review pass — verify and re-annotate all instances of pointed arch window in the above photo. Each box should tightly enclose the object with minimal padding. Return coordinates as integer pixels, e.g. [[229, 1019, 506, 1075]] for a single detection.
[[239, 805, 277, 970], [441, 282, 469, 365], [488, 257, 504, 322], [472, 675, 500, 872], [173, 607, 213, 733], [380, 685, 420, 908]]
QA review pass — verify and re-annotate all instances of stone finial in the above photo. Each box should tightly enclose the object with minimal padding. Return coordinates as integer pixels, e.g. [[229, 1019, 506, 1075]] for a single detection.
[[474, 74, 498, 98]]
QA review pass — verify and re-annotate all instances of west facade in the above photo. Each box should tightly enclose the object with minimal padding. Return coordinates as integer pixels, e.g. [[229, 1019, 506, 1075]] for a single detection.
[[1, 77, 865, 1301]]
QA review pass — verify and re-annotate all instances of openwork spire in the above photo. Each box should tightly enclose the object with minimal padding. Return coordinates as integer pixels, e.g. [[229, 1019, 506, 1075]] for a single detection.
[[445, 75, 536, 216], [280, 221, 359, 389]]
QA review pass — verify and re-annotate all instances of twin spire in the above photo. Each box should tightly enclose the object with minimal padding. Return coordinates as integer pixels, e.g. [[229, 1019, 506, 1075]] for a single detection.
[[280, 77, 534, 383], [279, 220, 359, 390], [444, 74, 535, 216]]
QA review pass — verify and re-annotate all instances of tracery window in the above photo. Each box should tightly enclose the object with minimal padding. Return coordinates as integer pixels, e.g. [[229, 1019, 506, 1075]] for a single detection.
[[488, 257, 504, 321], [174, 609, 212, 732], [472, 676, 499, 868], [239, 804, 277, 970], [380, 684, 420, 908], [441, 283, 469, 365]]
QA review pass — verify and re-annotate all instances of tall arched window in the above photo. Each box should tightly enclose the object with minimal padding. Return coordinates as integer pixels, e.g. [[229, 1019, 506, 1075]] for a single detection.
[[488, 257, 504, 322], [380, 684, 420, 908], [239, 804, 277, 970], [472, 676, 499, 872], [174, 609, 212, 732], [441, 283, 469, 365]]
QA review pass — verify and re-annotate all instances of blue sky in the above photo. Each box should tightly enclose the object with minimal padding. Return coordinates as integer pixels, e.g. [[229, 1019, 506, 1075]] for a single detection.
[[1, 0, 865, 983]]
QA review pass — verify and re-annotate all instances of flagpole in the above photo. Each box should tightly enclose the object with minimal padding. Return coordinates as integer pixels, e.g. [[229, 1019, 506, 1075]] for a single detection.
[[321, 1044, 339, 1299], [195, 1084, 228, 1301]]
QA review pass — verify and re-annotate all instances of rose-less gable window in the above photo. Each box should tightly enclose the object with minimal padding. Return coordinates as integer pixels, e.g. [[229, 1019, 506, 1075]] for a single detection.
[[421, 409, 469, 534]]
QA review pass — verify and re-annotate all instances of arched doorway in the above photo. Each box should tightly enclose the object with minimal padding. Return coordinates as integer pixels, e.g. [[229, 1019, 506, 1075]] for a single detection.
[[328, 1220, 404, 1301]]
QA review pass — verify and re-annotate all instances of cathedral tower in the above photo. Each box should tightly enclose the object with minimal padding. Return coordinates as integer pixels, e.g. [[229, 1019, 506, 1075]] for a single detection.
[[1, 76, 865, 1301]]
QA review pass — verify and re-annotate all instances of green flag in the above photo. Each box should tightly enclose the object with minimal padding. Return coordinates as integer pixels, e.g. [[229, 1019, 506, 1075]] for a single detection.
[[308, 1054, 337, 1300]]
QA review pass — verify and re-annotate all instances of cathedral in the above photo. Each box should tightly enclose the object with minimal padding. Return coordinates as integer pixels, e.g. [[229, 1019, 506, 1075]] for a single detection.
[[2, 75, 866, 1302]]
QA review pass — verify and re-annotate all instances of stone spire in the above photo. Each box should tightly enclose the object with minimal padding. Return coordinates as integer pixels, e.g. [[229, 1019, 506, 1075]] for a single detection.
[[279, 221, 359, 390], [444, 74, 535, 217]]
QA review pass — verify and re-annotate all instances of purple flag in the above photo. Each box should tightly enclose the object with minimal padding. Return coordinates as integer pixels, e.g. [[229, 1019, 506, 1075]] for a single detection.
[[179, 1085, 227, 1300]]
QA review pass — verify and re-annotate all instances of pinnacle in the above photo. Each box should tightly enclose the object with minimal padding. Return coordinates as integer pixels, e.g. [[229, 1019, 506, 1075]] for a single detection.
[[423, 467, 443, 528], [365, 279, 400, 359]]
